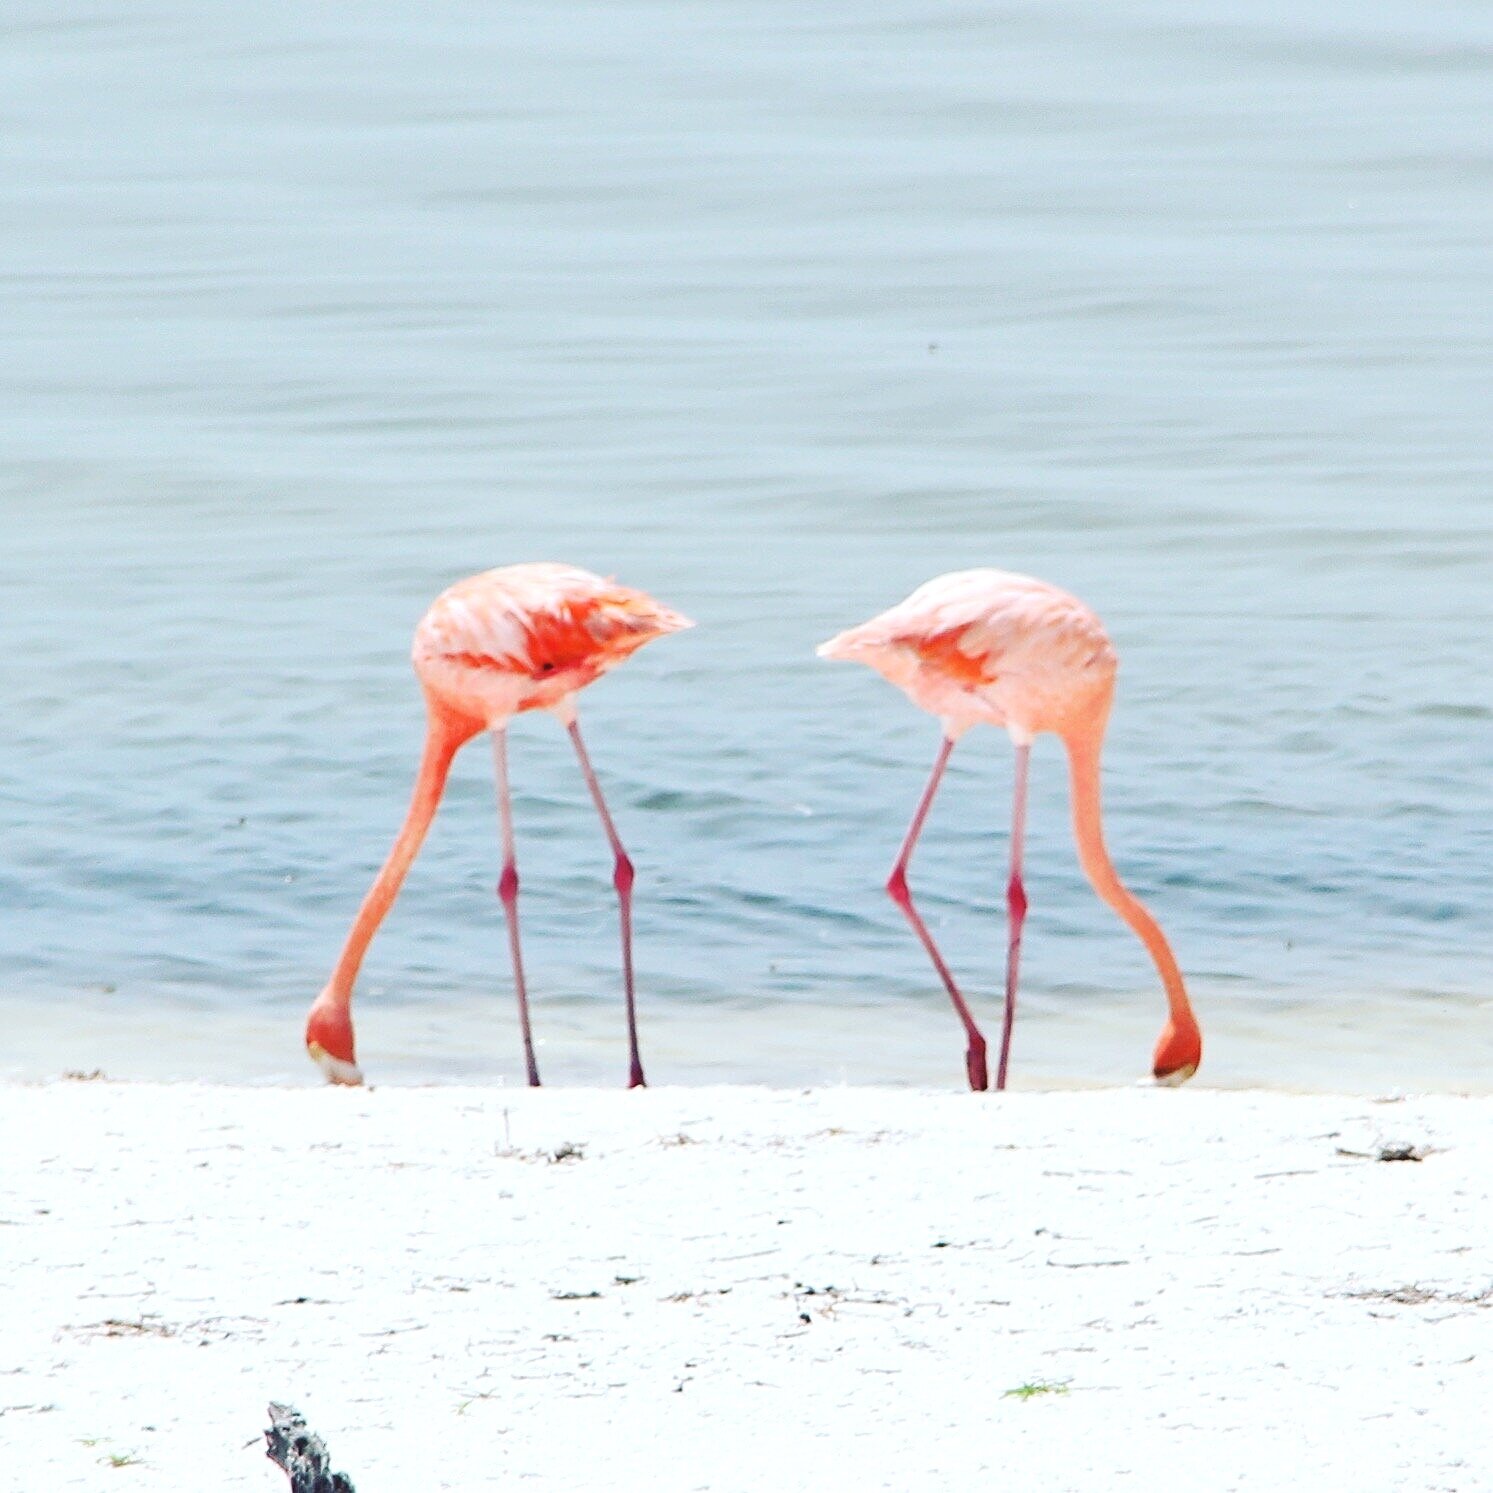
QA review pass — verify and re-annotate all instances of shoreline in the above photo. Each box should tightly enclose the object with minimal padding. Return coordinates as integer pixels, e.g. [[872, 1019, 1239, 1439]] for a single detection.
[[4, 983, 1492, 1096], [3, 1081, 1489, 1490]]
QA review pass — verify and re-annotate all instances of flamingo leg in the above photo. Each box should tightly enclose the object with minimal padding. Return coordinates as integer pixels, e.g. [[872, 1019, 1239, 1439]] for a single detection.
[[994, 741, 1031, 1091], [885, 736, 989, 1091], [491, 727, 541, 1087], [566, 720, 645, 1088]]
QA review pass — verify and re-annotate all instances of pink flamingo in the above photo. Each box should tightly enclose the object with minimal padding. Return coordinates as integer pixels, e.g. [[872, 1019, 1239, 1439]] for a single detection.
[[819, 568, 1201, 1091], [304, 563, 692, 1087]]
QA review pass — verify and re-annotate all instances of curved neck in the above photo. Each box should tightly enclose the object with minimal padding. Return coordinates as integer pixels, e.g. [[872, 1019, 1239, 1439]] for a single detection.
[[327, 706, 478, 999], [1062, 717, 1195, 1036]]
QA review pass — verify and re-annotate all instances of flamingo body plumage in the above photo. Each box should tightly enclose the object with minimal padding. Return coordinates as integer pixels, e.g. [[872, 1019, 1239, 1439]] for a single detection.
[[819, 569, 1201, 1090], [819, 569, 1117, 742], [413, 563, 691, 729], [305, 563, 691, 1087]]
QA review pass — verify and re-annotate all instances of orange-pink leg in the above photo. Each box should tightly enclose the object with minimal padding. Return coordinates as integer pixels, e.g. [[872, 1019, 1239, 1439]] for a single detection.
[[491, 728, 541, 1088], [566, 720, 645, 1088], [885, 736, 989, 1092], [995, 742, 1031, 1091]]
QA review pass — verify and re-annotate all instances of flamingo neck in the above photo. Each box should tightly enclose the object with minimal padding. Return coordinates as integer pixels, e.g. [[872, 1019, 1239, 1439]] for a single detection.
[[1061, 719, 1196, 1039], [325, 705, 477, 1001]]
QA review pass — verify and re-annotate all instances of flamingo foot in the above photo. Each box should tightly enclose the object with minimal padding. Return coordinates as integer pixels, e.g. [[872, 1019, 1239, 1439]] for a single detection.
[[966, 1040, 989, 1092]]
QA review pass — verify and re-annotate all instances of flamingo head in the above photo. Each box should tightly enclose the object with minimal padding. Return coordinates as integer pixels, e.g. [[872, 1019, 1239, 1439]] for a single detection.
[[1152, 1017, 1201, 1087], [305, 994, 364, 1086]]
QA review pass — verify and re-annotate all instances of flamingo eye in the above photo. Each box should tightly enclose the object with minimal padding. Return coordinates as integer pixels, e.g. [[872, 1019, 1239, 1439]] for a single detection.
[[537, 661, 555, 674]]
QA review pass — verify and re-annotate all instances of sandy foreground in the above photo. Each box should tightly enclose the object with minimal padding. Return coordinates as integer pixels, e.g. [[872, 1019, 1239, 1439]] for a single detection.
[[1, 1082, 1489, 1491]]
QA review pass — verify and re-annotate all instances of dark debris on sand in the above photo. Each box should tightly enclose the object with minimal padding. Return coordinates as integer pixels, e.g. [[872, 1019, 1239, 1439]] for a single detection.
[[264, 1403, 356, 1493]]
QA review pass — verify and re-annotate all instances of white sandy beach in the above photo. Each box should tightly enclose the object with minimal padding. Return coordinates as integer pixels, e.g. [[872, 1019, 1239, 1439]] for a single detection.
[[2, 1081, 1489, 1491]]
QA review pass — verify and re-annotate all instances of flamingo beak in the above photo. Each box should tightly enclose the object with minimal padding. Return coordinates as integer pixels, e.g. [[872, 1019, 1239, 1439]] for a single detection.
[[1152, 1062, 1198, 1088], [305, 997, 365, 1085], [307, 1042, 365, 1086]]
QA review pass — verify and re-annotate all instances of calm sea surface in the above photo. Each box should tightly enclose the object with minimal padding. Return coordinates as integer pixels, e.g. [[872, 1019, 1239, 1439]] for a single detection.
[[2, 2, 1490, 1090]]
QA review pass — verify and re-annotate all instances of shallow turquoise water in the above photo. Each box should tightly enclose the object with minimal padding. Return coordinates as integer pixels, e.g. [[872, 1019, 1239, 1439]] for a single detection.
[[2, 2, 1490, 1088]]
